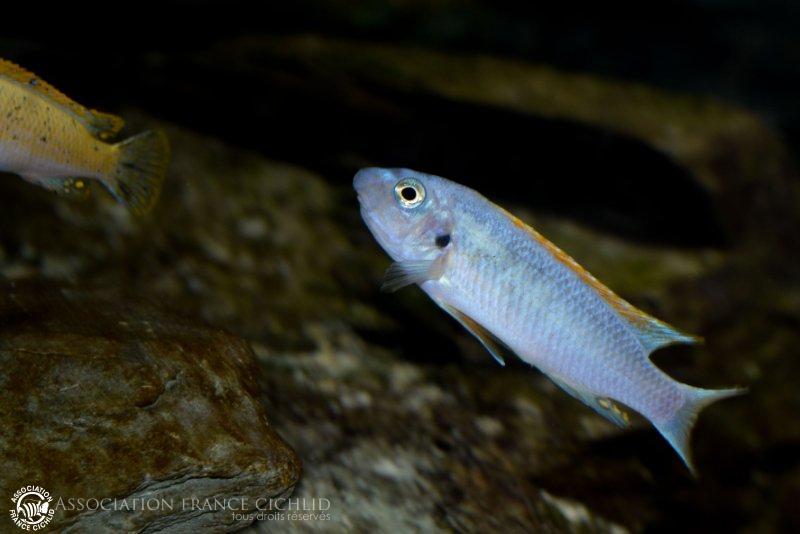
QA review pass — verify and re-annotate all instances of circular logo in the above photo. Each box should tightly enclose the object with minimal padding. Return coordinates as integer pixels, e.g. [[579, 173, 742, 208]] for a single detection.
[[9, 485, 54, 530]]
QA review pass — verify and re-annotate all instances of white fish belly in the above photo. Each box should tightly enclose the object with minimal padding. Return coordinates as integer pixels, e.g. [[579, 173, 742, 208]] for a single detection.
[[0, 139, 33, 172]]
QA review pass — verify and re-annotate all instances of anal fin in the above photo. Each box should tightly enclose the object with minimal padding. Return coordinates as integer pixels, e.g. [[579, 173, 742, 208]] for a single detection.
[[19, 173, 64, 191], [549, 375, 631, 427], [61, 178, 92, 197], [19, 174, 92, 198]]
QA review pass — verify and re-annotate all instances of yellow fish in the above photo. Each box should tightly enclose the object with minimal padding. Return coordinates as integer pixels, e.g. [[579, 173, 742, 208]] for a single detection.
[[0, 58, 169, 213]]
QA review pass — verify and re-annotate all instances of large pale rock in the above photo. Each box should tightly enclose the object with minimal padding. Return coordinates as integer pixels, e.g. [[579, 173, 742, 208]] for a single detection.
[[200, 34, 799, 251], [0, 284, 300, 532]]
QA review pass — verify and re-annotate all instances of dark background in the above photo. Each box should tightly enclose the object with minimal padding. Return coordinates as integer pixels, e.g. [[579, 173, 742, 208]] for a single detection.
[[1, 0, 798, 248]]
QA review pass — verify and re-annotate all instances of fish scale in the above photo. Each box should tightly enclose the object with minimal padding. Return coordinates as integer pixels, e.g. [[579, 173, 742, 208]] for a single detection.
[[355, 167, 745, 474]]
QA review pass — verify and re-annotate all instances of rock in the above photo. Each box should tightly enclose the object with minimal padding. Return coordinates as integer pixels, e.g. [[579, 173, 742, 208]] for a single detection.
[[192, 34, 799, 252], [0, 283, 300, 532], [241, 333, 633, 533]]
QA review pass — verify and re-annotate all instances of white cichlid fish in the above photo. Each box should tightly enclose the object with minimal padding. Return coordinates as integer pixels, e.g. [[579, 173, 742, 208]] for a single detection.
[[354, 167, 745, 474]]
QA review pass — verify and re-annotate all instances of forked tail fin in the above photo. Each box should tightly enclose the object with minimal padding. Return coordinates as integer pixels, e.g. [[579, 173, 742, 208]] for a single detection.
[[106, 130, 170, 214], [654, 386, 746, 476]]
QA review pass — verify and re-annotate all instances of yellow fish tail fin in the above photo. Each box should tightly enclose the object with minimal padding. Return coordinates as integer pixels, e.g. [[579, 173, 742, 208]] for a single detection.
[[107, 130, 170, 214]]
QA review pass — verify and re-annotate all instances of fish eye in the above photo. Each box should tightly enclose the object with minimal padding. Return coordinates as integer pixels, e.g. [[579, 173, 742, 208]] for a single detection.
[[394, 178, 426, 208]]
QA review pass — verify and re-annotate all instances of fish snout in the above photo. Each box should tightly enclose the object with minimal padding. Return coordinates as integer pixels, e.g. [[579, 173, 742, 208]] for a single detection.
[[353, 167, 382, 194], [354, 168, 392, 211]]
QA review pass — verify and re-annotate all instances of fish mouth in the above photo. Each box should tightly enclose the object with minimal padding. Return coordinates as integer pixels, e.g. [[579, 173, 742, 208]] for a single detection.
[[358, 204, 398, 260]]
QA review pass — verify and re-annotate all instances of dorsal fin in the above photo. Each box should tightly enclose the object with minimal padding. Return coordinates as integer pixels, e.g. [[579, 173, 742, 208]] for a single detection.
[[0, 58, 124, 139], [499, 206, 701, 354], [85, 110, 125, 140]]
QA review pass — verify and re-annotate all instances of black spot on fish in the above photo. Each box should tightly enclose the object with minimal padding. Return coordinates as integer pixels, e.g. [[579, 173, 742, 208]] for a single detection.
[[435, 234, 451, 248]]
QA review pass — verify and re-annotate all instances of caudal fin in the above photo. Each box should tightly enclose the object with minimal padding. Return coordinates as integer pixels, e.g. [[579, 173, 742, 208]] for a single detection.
[[654, 386, 746, 476], [107, 130, 170, 214]]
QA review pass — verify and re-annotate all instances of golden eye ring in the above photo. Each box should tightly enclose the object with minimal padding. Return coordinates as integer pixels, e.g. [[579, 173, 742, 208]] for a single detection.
[[394, 178, 425, 209]]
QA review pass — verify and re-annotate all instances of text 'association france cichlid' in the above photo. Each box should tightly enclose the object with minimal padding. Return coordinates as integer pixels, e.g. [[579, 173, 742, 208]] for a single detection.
[[0, 58, 169, 213], [355, 167, 745, 475]]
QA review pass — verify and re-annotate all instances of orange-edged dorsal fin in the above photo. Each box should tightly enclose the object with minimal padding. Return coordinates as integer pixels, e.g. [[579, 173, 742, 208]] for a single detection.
[[500, 206, 701, 354], [0, 58, 124, 140]]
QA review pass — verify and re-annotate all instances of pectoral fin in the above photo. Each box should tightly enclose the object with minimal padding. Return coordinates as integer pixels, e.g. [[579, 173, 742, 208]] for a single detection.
[[381, 257, 446, 292], [549, 375, 631, 427], [436, 301, 508, 366]]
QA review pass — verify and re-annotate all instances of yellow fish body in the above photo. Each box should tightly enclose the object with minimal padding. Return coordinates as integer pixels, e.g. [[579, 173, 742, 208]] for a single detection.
[[0, 58, 169, 213]]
